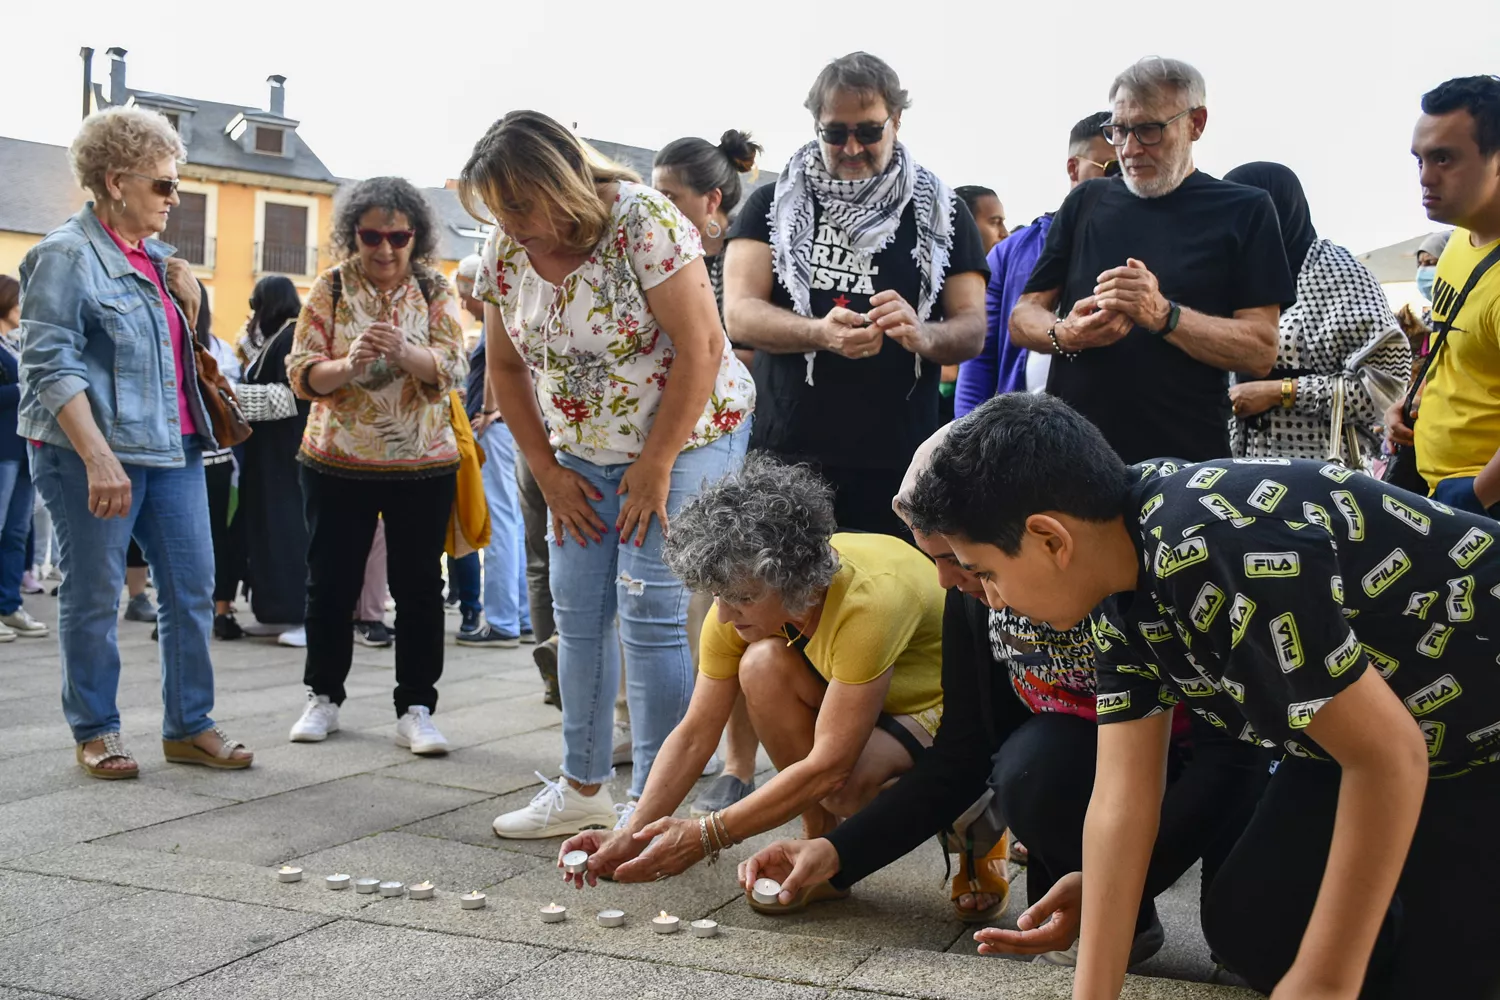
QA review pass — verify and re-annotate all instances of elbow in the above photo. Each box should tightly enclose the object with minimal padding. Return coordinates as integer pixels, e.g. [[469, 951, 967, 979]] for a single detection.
[[724, 300, 750, 345], [1250, 327, 1279, 377], [1007, 304, 1032, 347]]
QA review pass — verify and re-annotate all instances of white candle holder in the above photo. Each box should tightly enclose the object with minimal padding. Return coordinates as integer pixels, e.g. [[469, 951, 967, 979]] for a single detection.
[[378, 881, 405, 897], [408, 881, 435, 900], [751, 878, 782, 906], [540, 903, 568, 923], [460, 891, 486, 910], [596, 909, 626, 928], [354, 878, 381, 894], [324, 873, 351, 891], [562, 850, 589, 876], [276, 866, 303, 883], [651, 911, 680, 934]]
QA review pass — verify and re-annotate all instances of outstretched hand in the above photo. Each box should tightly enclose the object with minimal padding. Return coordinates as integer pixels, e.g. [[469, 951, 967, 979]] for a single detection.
[[973, 870, 1082, 956]]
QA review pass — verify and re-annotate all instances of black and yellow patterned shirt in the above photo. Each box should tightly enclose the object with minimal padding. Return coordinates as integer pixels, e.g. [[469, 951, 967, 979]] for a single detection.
[[1094, 458, 1500, 778]]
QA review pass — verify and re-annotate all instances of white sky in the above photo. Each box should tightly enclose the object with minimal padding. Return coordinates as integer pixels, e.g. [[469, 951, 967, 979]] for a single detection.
[[4, 0, 1497, 258]]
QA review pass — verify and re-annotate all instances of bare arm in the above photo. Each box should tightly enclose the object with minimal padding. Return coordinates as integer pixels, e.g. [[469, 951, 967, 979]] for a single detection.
[[626, 673, 741, 830], [1472, 448, 1500, 510], [723, 239, 833, 354], [1010, 288, 1064, 352], [636, 257, 724, 470], [879, 271, 985, 365]]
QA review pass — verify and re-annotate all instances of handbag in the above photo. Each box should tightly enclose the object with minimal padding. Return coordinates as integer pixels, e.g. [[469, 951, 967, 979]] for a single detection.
[[445, 390, 491, 558], [1325, 375, 1366, 470], [192, 338, 252, 447]]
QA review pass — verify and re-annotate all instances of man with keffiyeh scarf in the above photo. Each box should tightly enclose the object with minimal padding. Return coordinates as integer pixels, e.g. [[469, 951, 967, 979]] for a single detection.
[[724, 52, 988, 538]]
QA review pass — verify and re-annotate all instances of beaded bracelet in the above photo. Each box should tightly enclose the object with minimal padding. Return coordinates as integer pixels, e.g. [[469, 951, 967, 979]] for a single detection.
[[1048, 324, 1081, 361]]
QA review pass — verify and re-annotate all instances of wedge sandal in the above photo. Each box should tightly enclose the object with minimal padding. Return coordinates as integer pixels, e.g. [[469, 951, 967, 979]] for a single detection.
[[162, 726, 254, 769], [952, 831, 1011, 924], [746, 879, 851, 915], [76, 732, 139, 780]]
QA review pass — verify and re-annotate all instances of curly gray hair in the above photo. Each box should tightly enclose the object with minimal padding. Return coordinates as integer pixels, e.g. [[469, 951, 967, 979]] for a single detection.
[[663, 454, 841, 615], [69, 107, 186, 200]]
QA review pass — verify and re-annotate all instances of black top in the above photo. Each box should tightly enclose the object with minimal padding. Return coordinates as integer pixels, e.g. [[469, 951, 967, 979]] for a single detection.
[[730, 183, 989, 471], [1023, 172, 1294, 464], [1096, 458, 1500, 778], [827, 587, 1269, 891], [464, 331, 487, 424]]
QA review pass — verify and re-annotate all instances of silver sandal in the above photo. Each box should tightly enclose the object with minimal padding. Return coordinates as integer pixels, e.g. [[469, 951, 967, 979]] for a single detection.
[[163, 726, 254, 770], [76, 732, 139, 780]]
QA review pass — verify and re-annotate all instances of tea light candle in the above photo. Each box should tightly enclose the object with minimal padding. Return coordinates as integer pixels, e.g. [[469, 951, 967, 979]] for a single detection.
[[691, 918, 719, 938], [276, 865, 303, 883], [652, 910, 680, 934], [540, 902, 567, 924], [596, 909, 626, 928], [751, 878, 782, 906], [324, 873, 351, 891], [460, 890, 486, 910], [378, 881, 405, 897], [408, 880, 435, 900], [355, 878, 381, 894], [562, 849, 590, 875]]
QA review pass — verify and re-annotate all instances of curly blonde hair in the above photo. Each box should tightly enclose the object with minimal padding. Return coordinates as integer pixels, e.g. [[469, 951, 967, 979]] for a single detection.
[[69, 106, 186, 200]]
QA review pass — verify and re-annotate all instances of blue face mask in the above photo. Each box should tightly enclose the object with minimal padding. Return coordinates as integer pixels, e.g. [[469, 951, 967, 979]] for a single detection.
[[1416, 265, 1437, 302]]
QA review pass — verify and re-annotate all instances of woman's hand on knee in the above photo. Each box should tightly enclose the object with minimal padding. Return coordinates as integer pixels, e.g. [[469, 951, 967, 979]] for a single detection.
[[974, 870, 1082, 956]]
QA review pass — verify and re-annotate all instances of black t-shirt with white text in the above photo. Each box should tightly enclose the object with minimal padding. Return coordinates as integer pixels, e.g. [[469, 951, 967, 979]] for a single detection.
[[1093, 458, 1500, 779], [730, 183, 989, 470], [1023, 172, 1293, 464]]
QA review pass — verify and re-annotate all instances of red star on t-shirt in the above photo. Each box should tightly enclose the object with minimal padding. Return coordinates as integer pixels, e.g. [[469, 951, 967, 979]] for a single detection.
[[832, 293, 851, 310]]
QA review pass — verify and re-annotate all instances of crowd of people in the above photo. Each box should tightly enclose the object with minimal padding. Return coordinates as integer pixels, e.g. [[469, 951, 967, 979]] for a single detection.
[[3, 47, 1499, 999]]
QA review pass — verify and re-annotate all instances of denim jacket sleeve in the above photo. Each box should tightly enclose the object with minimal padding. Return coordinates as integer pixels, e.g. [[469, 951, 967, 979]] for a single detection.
[[18, 241, 92, 416]]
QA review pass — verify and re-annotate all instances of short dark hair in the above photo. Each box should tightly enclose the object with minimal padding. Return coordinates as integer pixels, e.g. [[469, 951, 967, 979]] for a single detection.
[[954, 185, 998, 217], [902, 393, 1132, 554], [1421, 75, 1500, 157], [805, 51, 911, 121], [654, 130, 764, 215], [246, 275, 303, 353], [0, 274, 18, 318], [331, 176, 439, 263], [1069, 111, 1112, 153]]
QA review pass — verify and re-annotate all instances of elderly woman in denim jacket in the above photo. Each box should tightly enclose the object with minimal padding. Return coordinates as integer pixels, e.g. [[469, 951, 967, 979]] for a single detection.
[[18, 106, 252, 778]]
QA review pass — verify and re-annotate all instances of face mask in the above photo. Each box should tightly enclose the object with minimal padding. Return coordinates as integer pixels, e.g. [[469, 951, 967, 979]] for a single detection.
[[1416, 265, 1437, 302]]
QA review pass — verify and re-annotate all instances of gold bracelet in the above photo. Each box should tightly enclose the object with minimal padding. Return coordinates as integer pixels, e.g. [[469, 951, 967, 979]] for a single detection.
[[1280, 377, 1294, 410]]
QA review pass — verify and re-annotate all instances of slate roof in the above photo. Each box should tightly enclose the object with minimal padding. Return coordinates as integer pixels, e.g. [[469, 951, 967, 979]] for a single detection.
[[1356, 232, 1447, 285], [0, 137, 88, 236], [423, 185, 489, 264]]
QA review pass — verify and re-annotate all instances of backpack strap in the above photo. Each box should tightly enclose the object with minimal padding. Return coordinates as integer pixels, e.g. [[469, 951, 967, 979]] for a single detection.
[[1402, 241, 1500, 422]]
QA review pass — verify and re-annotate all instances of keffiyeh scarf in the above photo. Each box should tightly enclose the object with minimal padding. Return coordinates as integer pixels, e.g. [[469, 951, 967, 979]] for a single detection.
[[768, 141, 957, 384]]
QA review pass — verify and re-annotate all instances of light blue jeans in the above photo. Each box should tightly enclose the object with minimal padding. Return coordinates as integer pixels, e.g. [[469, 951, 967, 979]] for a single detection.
[[478, 422, 530, 637], [552, 427, 749, 796], [0, 459, 33, 615], [31, 439, 217, 743]]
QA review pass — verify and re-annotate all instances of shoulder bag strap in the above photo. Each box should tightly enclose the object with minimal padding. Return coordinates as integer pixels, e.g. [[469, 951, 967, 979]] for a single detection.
[[1402, 242, 1500, 422]]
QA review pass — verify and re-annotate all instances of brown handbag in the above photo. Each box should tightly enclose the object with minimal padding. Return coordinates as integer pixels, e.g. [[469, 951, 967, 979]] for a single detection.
[[192, 340, 253, 447]]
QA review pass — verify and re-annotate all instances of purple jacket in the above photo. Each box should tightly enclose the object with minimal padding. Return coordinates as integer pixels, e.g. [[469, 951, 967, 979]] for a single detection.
[[954, 215, 1053, 416]]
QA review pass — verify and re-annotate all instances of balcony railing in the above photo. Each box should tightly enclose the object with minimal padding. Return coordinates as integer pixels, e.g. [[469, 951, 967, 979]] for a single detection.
[[168, 235, 215, 269], [255, 241, 318, 277]]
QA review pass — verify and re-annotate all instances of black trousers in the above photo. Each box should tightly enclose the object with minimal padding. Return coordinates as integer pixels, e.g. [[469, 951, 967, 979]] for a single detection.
[[1203, 757, 1500, 998], [204, 458, 245, 604], [817, 463, 911, 539], [300, 466, 455, 717]]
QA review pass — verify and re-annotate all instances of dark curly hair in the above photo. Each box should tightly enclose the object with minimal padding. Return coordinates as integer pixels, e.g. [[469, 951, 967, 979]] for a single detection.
[[331, 176, 439, 263]]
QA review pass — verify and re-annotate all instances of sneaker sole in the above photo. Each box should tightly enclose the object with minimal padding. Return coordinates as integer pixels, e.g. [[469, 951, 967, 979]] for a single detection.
[[491, 815, 616, 840], [10, 631, 49, 638], [0, 634, 14, 643], [455, 637, 520, 648], [289, 728, 337, 743], [395, 735, 450, 755], [353, 638, 392, 648]]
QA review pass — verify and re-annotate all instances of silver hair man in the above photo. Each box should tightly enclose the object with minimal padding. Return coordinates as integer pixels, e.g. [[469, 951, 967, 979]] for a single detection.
[[1106, 56, 1208, 199]]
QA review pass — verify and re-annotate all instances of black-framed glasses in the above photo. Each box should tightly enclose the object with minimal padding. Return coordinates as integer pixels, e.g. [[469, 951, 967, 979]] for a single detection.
[[816, 117, 891, 147], [357, 228, 415, 249], [125, 172, 180, 197], [1080, 157, 1122, 177], [1101, 107, 1198, 147]]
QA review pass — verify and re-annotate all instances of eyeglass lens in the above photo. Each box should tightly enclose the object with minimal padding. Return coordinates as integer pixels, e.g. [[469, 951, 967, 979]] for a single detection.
[[818, 122, 886, 146]]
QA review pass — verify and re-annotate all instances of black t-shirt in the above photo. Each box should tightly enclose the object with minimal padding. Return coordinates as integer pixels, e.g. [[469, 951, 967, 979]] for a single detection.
[[1095, 458, 1500, 778], [1023, 172, 1293, 464], [464, 332, 486, 423], [730, 182, 989, 471]]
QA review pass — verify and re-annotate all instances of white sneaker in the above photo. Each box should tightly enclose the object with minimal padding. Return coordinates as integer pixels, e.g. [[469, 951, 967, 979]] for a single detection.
[[0, 608, 48, 637], [277, 626, 307, 648], [611, 721, 632, 767], [0, 620, 14, 643], [289, 692, 340, 742], [395, 706, 450, 756], [492, 773, 617, 840], [613, 800, 637, 831]]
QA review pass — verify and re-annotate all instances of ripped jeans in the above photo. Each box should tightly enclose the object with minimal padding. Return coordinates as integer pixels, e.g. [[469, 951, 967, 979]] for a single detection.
[[550, 426, 749, 797]]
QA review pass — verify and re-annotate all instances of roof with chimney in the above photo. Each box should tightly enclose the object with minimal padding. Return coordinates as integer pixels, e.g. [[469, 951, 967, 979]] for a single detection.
[[0, 137, 88, 237]]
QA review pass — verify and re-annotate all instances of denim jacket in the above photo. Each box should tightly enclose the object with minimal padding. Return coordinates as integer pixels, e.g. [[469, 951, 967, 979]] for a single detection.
[[18, 205, 216, 467]]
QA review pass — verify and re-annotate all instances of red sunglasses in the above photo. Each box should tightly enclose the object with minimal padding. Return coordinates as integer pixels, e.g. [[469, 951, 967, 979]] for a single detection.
[[356, 228, 414, 249]]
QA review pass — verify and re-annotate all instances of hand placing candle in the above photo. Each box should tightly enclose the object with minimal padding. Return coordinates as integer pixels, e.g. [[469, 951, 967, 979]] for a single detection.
[[610, 816, 707, 884], [557, 829, 644, 888]]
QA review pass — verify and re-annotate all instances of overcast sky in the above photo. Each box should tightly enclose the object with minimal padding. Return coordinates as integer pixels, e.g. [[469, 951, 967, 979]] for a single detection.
[[5, 0, 1497, 259]]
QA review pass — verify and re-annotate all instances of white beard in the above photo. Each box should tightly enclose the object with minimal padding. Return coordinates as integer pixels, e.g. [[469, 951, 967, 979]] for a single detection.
[[1122, 156, 1192, 199]]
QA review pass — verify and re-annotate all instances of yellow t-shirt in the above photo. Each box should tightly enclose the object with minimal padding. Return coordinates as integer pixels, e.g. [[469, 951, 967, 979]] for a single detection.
[[697, 532, 945, 725], [1416, 228, 1500, 488]]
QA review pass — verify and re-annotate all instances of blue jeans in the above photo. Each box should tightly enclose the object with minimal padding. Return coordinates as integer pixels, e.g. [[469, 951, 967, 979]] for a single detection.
[[1430, 476, 1500, 520], [447, 552, 481, 616], [0, 459, 34, 614], [479, 422, 530, 637], [551, 427, 749, 796], [31, 440, 217, 743]]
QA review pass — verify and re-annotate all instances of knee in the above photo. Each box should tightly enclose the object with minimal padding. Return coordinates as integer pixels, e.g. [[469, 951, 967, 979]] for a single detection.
[[821, 775, 872, 819], [738, 639, 799, 706]]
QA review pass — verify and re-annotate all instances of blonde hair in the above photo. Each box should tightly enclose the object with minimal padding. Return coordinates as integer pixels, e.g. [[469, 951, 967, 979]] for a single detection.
[[458, 111, 638, 256], [69, 106, 186, 200]]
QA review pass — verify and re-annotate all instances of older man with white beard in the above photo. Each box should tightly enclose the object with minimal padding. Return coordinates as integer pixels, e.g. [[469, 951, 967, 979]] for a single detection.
[[1010, 57, 1294, 464]]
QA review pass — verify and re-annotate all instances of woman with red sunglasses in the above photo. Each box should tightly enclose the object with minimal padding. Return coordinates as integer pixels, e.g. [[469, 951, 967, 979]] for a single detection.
[[285, 176, 468, 756]]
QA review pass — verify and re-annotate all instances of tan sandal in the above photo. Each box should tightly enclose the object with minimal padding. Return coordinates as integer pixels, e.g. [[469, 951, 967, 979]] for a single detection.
[[77, 732, 139, 780], [163, 726, 254, 770], [952, 831, 1011, 924], [746, 879, 851, 915]]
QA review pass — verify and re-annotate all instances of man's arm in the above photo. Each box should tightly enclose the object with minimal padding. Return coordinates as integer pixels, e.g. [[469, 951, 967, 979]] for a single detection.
[[1472, 448, 1500, 512], [723, 240, 832, 354], [877, 272, 986, 365], [1011, 288, 1064, 352]]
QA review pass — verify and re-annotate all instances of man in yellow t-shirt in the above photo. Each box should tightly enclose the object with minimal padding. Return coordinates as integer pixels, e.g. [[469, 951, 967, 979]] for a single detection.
[[1394, 76, 1500, 517], [554, 456, 946, 904]]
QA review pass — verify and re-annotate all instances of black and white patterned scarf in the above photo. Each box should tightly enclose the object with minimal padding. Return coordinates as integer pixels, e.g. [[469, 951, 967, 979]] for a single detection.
[[769, 140, 957, 383]]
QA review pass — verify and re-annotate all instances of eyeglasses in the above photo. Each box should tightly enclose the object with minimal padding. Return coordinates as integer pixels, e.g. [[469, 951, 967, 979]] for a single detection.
[[816, 117, 891, 147], [1080, 157, 1122, 177], [124, 173, 180, 197], [357, 228, 415, 249], [1101, 107, 1198, 147]]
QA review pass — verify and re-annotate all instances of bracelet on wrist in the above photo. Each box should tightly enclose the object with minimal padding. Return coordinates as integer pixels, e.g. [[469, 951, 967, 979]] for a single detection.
[[1048, 324, 1081, 361]]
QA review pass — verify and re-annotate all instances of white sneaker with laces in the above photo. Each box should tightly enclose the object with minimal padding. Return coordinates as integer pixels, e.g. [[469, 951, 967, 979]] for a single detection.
[[277, 626, 307, 648], [0, 608, 48, 637], [612, 800, 637, 831], [492, 773, 617, 839], [289, 692, 340, 742], [611, 721, 632, 767], [0, 620, 14, 643], [395, 706, 450, 755]]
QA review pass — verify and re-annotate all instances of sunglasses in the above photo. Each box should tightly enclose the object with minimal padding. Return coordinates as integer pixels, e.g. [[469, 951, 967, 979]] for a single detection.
[[357, 228, 415, 249], [124, 172, 180, 197], [816, 117, 891, 147], [1101, 107, 1198, 147], [1080, 157, 1123, 177]]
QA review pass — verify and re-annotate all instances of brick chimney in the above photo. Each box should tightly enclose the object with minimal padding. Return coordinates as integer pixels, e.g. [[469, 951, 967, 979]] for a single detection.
[[267, 75, 286, 117], [106, 46, 128, 105]]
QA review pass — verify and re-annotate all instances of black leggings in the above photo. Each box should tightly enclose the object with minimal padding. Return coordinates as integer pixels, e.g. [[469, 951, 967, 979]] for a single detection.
[[1203, 758, 1500, 998], [205, 459, 245, 604]]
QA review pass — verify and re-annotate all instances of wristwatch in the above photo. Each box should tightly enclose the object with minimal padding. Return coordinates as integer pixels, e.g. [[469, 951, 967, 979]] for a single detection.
[[1153, 300, 1181, 337]]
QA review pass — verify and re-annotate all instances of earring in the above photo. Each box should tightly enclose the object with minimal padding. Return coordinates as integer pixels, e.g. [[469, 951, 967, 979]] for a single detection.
[[704, 218, 723, 239]]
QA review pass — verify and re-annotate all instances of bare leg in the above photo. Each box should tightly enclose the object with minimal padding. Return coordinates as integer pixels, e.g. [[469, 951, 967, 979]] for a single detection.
[[737, 638, 836, 839], [126, 565, 148, 599], [722, 693, 759, 781]]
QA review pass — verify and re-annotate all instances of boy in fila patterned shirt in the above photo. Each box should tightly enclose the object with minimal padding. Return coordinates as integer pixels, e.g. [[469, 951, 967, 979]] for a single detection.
[[904, 393, 1500, 1000]]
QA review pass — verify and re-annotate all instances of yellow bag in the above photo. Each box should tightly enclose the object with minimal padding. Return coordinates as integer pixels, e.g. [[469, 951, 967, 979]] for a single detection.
[[445, 391, 491, 557]]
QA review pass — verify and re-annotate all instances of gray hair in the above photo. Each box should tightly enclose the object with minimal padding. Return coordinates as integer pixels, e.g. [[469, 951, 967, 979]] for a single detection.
[[805, 51, 912, 122], [1108, 56, 1206, 110], [69, 106, 186, 200], [456, 253, 483, 281], [662, 454, 841, 615]]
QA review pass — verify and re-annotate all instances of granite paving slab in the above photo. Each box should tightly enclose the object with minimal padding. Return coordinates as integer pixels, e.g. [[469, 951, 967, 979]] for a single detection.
[[0, 783, 236, 862], [487, 950, 828, 1000], [379, 729, 565, 796], [0, 870, 142, 938], [289, 831, 546, 893]]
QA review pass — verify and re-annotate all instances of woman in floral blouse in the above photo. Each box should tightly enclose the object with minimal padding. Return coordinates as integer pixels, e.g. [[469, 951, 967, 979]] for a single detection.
[[285, 177, 468, 756], [461, 111, 754, 838]]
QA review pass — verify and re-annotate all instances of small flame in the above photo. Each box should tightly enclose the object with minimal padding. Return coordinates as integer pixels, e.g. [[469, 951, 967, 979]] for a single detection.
[[659, 910, 669, 919]]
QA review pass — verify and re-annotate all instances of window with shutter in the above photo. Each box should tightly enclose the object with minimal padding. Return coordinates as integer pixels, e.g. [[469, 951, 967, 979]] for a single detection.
[[162, 191, 208, 265], [262, 202, 309, 274]]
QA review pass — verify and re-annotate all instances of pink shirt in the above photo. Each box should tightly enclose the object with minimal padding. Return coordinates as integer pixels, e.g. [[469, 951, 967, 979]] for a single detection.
[[102, 224, 197, 435]]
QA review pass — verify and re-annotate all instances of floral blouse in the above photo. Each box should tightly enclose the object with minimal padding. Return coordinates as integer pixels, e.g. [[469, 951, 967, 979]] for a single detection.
[[476, 182, 754, 466], [288, 258, 468, 478]]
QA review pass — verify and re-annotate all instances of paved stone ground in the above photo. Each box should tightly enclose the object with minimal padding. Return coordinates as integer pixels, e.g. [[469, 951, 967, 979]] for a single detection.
[[0, 594, 1259, 999]]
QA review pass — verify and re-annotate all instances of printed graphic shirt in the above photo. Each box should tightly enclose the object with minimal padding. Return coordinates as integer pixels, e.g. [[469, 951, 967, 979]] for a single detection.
[[1094, 457, 1500, 778]]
